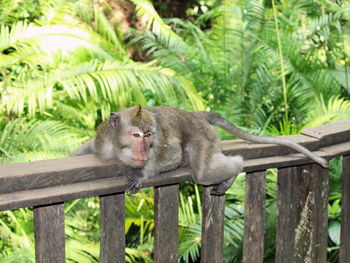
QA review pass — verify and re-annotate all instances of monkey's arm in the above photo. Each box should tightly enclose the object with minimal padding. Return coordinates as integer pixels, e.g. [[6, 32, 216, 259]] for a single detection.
[[71, 139, 95, 156], [195, 111, 328, 168]]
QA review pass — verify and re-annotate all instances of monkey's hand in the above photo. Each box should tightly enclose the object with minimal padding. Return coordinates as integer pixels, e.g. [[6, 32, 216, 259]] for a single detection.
[[126, 175, 143, 195]]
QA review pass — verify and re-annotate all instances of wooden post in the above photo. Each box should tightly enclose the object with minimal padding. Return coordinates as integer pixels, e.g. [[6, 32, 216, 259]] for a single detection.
[[99, 193, 125, 263], [201, 186, 225, 263], [34, 203, 65, 263], [243, 171, 266, 263], [154, 184, 179, 263], [340, 155, 350, 263], [294, 164, 328, 262], [276, 167, 299, 263]]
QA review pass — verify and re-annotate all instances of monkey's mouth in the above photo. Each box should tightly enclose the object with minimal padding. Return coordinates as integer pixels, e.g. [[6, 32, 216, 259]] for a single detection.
[[130, 158, 147, 166]]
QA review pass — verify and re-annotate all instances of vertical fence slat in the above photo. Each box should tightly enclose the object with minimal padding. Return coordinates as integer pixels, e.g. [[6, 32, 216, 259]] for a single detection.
[[200, 186, 225, 263], [312, 163, 328, 262], [34, 203, 65, 263], [276, 167, 299, 263], [99, 193, 125, 263], [154, 184, 179, 263], [340, 155, 350, 263], [243, 171, 266, 263], [294, 164, 328, 263]]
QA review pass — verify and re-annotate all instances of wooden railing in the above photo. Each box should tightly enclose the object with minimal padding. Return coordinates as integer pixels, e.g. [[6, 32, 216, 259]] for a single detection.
[[0, 120, 350, 262]]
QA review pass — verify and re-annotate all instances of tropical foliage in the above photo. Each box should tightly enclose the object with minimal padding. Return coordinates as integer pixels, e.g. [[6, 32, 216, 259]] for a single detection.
[[0, 0, 349, 262]]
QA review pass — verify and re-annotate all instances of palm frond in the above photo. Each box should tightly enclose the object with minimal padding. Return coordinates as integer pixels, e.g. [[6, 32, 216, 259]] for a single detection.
[[0, 119, 84, 163], [129, 0, 177, 38], [178, 186, 201, 262], [304, 96, 350, 128], [65, 240, 99, 263], [53, 100, 98, 131], [304, 13, 341, 38], [92, 5, 127, 57], [330, 66, 350, 94], [224, 204, 244, 247], [2, 59, 204, 117], [0, 247, 34, 263], [128, 29, 191, 75], [210, 1, 243, 68], [243, 0, 265, 34], [38, 0, 78, 25], [0, 21, 124, 66]]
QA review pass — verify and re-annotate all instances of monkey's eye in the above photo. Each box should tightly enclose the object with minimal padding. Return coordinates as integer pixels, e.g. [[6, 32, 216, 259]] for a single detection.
[[133, 133, 141, 137], [144, 132, 152, 138]]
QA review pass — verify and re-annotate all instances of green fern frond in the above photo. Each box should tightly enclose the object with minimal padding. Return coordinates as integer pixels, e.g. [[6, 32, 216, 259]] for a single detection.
[[330, 66, 350, 94], [306, 13, 341, 37], [0, 247, 34, 263], [2, 59, 204, 116], [0, 119, 84, 163], [0, 21, 37, 51], [178, 187, 201, 262], [210, 1, 242, 61], [92, 5, 128, 57], [38, 0, 78, 25], [129, 0, 177, 38], [304, 96, 350, 128]]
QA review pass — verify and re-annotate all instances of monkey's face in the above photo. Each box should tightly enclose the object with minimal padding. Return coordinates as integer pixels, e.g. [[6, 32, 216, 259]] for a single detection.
[[119, 127, 154, 168]]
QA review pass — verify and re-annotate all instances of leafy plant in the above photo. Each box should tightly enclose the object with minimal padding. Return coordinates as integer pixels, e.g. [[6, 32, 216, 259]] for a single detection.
[[0, 0, 350, 262]]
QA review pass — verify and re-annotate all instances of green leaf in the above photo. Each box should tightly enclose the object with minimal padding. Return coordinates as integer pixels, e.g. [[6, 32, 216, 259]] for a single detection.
[[328, 221, 341, 245]]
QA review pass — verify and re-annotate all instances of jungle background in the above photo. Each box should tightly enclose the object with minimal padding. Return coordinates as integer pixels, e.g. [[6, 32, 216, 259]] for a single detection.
[[0, 0, 350, 262]]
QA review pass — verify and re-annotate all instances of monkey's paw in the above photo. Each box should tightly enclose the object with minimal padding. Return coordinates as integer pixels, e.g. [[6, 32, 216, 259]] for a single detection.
[[126, 176, 143, 195], [210, 183, 229, 196], [210, 175, 238, 196]]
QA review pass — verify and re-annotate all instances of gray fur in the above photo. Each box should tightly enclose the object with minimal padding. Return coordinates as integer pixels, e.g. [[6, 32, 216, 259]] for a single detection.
[[71, 106, 327, 195], [70, 139, 95, 156]]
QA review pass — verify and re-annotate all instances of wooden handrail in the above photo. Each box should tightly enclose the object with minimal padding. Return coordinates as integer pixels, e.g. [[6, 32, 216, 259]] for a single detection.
[[0, 120, 349, 262], [0, 121, 349, 211]]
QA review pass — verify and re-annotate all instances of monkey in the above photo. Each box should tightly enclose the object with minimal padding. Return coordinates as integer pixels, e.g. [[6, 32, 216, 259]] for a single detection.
[[72, 105, 328, 196]]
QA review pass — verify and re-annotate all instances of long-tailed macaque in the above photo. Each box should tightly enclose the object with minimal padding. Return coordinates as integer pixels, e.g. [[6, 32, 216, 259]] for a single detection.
[[72, 106, 328, 195]]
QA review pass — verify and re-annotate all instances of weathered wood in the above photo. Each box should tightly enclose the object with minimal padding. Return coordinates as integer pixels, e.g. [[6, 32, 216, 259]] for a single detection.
[[242, 151, 327, 173], [302, 120, 350, 147], [0, 126, 348, 211], [311, 164, 329, 262], [1, 120, 349, 196], [201, 186, 225, 263], [340, 155, 350, 263], [275, 167, 299, 263], [99, 193, 125, 263], [154, 184, 179, 263], [0, 139, 343, 211], [0, 120, 347, 262], [294, 164, 328, 263], [0, 155, 125, 194], [243, 171, 266, 263], [223, 134, 320, 160], [34, 203, 65, 263], [223, 119, 350, 158], [0, 169, 192, 212]]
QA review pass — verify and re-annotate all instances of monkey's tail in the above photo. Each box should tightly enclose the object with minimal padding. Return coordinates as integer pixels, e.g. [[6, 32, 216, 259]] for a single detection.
[[197, 112, 328, 168]]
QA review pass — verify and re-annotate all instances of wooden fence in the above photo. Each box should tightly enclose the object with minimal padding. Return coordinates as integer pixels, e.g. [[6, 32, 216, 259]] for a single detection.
[[0, 120, 349, 262]]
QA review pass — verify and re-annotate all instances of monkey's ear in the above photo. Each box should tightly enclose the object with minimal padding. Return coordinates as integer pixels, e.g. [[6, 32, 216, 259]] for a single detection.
[[109, 112, 120, 128]]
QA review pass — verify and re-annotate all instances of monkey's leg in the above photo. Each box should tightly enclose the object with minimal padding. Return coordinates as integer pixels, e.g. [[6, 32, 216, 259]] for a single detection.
[[189, 145, 243, 195], [207, 153, 243, 196]]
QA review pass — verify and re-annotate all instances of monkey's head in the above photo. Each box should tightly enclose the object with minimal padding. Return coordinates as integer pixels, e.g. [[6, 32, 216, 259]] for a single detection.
[[108, 106, 156, 168]]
